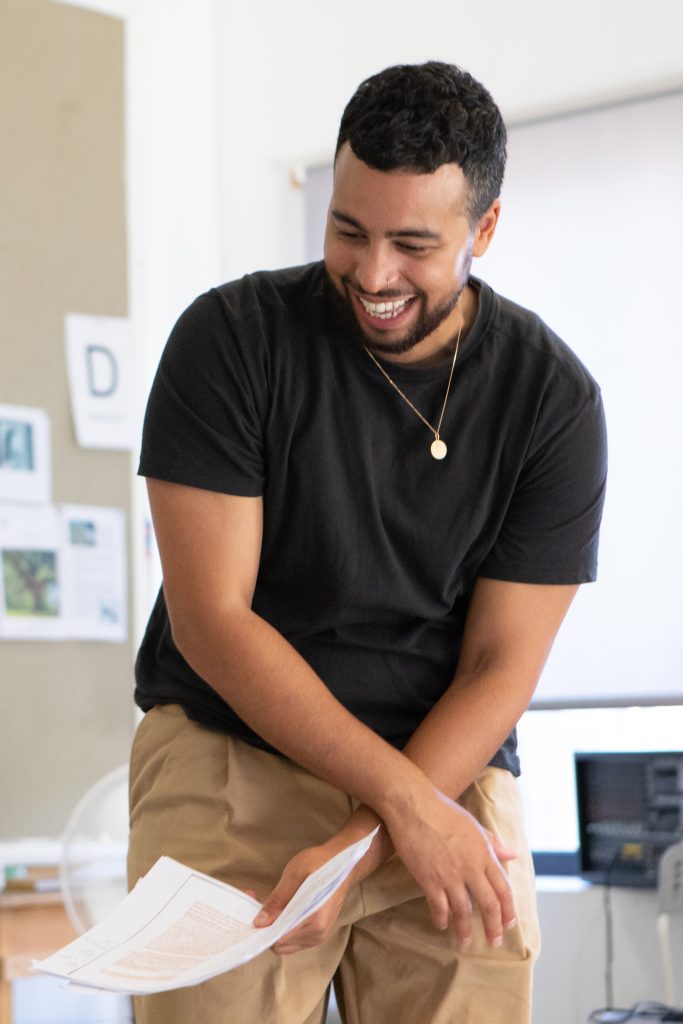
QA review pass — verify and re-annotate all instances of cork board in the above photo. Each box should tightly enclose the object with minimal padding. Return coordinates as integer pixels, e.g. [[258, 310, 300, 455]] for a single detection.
[[0, 0, 134, 835]]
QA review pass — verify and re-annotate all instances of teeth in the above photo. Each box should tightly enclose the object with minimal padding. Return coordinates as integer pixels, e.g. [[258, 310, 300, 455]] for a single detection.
[[359, 296, 411, 319]]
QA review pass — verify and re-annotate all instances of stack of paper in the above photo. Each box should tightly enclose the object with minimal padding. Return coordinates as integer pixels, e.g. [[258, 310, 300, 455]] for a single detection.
[[34, 829, 377, 995]]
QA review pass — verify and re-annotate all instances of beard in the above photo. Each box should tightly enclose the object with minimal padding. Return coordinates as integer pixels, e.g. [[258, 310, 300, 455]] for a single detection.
[[324, 258, 472, 359]]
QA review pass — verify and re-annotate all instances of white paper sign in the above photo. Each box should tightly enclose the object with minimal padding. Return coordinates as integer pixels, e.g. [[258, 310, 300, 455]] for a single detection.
[[0, 404, 51, 504], [0, 503, 127, 642], [65, 314, 135, 450], [60, 505, 127, 641]]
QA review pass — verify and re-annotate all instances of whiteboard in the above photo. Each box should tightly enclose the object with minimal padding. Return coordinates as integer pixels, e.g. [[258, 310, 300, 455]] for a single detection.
[[305, 91, 683, 706]]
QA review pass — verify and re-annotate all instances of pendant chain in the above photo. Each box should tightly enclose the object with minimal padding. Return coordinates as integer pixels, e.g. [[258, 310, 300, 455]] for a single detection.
[[362, 308, 465, 459]]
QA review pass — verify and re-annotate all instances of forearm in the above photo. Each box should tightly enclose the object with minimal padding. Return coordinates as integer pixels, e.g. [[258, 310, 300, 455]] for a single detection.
[[171, 604, 429, 825], [151, 484, 522, 943], [402, 665, 536, 799], [332, 664, 534, 880], [400, 576, 577, 801], [239, 575, 576, 947], [174, 606, 531, 881], [187, 605, 523, 945]]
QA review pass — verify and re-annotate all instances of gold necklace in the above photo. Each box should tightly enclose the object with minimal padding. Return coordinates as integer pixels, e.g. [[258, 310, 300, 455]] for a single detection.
[[363, 309, 465, 460]]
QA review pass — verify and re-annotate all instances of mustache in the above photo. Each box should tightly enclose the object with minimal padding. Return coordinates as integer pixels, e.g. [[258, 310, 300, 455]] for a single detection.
[[340, 275, 414, 301]]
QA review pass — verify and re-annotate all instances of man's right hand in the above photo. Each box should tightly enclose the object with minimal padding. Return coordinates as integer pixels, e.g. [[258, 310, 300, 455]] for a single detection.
[[253, 813, 390, 955]]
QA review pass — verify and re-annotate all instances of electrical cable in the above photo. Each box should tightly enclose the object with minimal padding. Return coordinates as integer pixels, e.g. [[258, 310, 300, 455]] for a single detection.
[[587, 1002, 683, 1022], [604, 878, 614, 1008], [594, 852, 683, 1022], [602, 849, 621, 1009], [591, 855, 682, 1022]]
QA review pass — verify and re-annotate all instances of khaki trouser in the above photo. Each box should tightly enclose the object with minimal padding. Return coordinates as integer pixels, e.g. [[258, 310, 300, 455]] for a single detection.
[[128, 704, 540, 1024]]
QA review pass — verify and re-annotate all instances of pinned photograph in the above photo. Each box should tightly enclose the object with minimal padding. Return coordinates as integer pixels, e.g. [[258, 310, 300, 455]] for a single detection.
[[0, 404, 51, 504], [0, 418, 34, 471], [69, 519, 97, 546], [1, 549, 59, 617]]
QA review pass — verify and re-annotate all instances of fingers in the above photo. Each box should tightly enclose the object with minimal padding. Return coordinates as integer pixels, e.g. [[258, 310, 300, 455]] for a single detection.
[[486, 828, 518, 864], [478, 831, 518, 938], [466, 876, 505, 946], [272, 934, 307, 955], [424, 848, 516, 948], [431, 882, 514, 949], [425, 891, 451, 932], [270, 895, 343, 955], [444, 887, 473, 946], [253, 869, 304, 928], [252, 839, 357, 949], [271, 920, 322, 955], [487, 860, 517, 932], [427, 878, 504, 948]]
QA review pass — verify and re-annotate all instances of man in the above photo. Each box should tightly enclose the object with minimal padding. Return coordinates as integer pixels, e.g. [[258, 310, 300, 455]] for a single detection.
[[129, 61, 607, 1023]]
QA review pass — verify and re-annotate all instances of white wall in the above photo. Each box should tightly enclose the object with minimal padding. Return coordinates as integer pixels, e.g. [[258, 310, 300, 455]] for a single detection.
[[123, 0, 222, 639], [214, 0, 683, 278], [534, 881, 683, 1024]]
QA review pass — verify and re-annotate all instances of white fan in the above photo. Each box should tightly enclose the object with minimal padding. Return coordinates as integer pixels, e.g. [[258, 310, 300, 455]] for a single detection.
[[59, 763, 129, 935]]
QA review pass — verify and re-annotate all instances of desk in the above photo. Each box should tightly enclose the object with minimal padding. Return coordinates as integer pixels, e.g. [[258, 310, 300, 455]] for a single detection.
[[0, 889, 77, 1024]]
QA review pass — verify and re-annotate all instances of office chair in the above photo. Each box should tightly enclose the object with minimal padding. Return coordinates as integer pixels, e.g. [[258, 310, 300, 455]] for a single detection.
[[658, 838, 683, 1009]]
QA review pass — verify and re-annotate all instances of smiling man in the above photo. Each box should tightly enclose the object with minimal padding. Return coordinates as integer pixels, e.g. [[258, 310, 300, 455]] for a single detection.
[[128, 63, 607, 1024], [325, 148, 490, 365]]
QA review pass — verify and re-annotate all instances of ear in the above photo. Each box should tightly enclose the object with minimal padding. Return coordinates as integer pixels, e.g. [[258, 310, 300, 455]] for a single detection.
[[472, 199, 501, 257]]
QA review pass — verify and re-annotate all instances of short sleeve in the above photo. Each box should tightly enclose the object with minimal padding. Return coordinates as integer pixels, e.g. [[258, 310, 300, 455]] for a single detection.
[[479, 387, 607, 584], [138, 290, 267, 496]]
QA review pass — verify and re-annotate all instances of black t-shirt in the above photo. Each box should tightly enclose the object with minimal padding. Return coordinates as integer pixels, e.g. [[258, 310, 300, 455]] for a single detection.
[[135, 262, 607, 775]]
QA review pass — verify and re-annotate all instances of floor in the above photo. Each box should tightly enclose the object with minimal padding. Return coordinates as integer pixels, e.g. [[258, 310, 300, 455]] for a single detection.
[[14, 976, 343, 1023], [13, 976, 131, 1024], [326, 989, 342, 1023]]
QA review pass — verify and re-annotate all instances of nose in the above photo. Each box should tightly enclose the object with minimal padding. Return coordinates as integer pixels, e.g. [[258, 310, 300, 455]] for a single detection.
[[354, 244, 400, 296]]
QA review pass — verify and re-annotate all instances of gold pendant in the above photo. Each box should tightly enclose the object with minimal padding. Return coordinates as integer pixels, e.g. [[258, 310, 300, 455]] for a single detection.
[[431, 438, 447, 460]]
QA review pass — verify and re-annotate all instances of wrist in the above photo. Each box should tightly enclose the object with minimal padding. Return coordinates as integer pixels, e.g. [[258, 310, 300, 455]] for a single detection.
[[326, 806, 394, 883], [349, 826, 393, 884], [376, 762, 434, 830]]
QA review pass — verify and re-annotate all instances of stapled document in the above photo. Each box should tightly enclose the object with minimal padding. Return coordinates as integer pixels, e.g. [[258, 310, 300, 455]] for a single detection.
[[34, 828, 378, 995]]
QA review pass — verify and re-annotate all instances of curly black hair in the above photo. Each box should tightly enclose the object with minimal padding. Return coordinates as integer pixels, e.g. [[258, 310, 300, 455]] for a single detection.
[[335, 62, 507, 225]]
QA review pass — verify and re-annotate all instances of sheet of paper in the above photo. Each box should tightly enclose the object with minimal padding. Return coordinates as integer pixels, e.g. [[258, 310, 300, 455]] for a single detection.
[[0, 503, 62, 639], [60, 505, 127, 641], [65, 313, 136, 450], [0, 404, 51, 504], [0, 503, 127, 641], [35, 829, 378, 995]]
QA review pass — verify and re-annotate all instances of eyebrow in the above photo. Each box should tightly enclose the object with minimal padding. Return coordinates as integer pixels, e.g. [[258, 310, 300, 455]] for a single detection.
[[331, 210, 442, 241]]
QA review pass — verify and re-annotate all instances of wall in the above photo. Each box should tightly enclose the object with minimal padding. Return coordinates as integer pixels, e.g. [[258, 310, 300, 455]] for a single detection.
[[0, 0, 134, 835], [214, 0, 683, 279], [121, 0, 222, 638], [535, 881, 683, 1023]]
